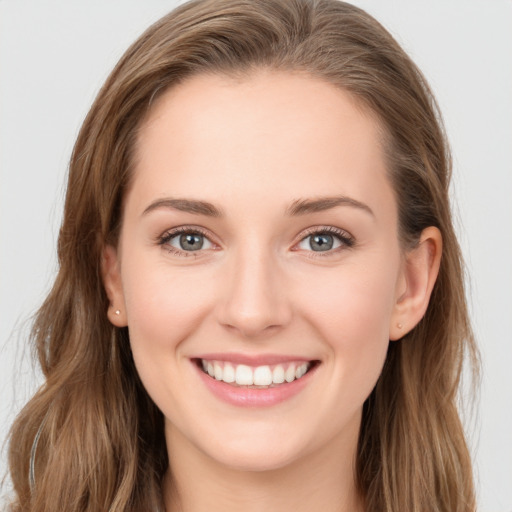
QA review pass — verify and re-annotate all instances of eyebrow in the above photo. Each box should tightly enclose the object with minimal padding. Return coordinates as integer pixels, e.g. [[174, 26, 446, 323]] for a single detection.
[[286, 196, 374, 217], [141, 195, 374, 218], [142, 198, 223, 217]]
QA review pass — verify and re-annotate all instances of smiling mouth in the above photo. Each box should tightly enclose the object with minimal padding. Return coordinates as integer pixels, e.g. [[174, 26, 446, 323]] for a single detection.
[[194, 359, 319, 388]]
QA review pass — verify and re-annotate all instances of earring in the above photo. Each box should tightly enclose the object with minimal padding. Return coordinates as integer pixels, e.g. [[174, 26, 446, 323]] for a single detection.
[[397, 323, 403, 329], [115, 310, 121, 316]]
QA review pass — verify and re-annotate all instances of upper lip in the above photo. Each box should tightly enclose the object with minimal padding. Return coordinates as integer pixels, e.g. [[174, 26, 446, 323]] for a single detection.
[[193, 353, 317, 366]]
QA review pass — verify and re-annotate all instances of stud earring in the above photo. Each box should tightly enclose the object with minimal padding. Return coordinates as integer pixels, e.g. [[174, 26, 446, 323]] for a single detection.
[[397, 323, 403, 329], [115, 310, 121, 316]]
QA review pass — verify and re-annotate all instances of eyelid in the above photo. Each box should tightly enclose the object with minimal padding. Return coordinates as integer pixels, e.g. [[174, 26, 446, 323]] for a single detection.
[[157, 225, 219, 256], [292, 225, 355, 255], [155, 224, 355, 257]]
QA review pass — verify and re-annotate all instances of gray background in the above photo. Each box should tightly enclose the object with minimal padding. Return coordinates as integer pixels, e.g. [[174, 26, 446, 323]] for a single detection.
[[1, 1, 511, 510]]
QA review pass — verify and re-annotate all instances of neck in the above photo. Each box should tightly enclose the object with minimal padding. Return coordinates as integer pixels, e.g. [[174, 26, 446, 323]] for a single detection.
[[162, 424, 364, 512]]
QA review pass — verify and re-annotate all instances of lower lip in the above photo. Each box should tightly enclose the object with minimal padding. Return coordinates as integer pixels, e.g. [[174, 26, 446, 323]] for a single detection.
[[194, 362, 318, 407]]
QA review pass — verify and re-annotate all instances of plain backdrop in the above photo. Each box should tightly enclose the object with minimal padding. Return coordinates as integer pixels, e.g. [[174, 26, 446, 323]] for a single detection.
[[1, 1, 511, 510]]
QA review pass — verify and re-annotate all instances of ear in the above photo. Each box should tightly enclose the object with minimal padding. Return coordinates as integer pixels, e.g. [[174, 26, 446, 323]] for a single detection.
[[389, 226, 442, 340], [101, 244, 128, 327]]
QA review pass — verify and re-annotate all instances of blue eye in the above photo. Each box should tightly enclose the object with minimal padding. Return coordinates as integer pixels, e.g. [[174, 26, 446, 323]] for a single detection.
[[160, 229, 214, 253], [297, 228, 354, 253]]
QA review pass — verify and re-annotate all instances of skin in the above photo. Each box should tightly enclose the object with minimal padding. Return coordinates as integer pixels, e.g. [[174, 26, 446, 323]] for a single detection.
[[103, 70, 441, 512]]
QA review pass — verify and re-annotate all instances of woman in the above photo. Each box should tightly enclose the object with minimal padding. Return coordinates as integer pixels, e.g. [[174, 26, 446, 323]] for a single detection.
[[7, 0, 479, 510]]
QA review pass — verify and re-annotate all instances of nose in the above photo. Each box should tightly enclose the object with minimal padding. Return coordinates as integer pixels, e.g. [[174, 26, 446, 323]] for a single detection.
[[216, 245, 292, 339]]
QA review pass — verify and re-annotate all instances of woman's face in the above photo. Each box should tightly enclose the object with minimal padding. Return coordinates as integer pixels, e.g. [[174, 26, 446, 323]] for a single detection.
[[105, 71, 410, 471]]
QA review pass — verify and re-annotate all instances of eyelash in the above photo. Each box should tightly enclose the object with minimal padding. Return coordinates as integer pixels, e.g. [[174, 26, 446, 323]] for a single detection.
[[157, 226, 214, 257], [156, 225, 355, 258], [296, 226, 355, 258]]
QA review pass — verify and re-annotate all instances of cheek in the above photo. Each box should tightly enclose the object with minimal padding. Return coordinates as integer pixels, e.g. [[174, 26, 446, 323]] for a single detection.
[[123, 262, 217, 348], [298, 257, 397, 333], [119, 257, 223, 428], [294, 258, 399, 391]]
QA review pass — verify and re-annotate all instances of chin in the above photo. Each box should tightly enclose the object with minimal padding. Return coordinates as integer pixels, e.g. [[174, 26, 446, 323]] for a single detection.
[[209, 444, 302, 473]]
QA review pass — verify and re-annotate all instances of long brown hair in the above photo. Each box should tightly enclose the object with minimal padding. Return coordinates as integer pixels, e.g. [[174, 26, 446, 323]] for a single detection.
[[7, 1, 479, 510]]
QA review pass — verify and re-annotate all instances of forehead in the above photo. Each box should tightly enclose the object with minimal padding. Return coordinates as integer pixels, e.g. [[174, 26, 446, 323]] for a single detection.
[[129, 70, 394, 221]]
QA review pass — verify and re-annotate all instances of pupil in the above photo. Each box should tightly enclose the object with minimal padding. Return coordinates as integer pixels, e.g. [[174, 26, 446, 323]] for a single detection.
[[180, 233, 203, 251], [311, 234, 333, 251]]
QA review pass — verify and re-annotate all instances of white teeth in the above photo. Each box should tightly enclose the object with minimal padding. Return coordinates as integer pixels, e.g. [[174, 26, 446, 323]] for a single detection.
[[295, 363, 308, 379], [201, 359, 312, 386], [285, 365, 296, 383], [214, 362, 223, 380], [223, 363, 235, 383], [272, 365, 285, 384], [235, 364, 254, 385], [253, 366, 272, 386]]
